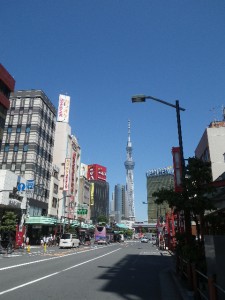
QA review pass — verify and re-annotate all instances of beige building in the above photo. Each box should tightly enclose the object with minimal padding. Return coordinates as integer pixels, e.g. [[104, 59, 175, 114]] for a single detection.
[[52, 121, 81, 222], [195, 121, 225, 181]]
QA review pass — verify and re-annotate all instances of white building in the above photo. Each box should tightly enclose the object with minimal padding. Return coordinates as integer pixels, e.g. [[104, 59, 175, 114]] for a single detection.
[[52, 95, 81, 222], [195, 121, 225, 181]]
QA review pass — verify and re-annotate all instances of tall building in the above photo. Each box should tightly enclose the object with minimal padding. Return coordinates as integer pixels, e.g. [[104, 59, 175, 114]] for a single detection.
[[89, 179, 109, 224], [0, 90, 57, 217], [86, 163, 109, 224], [124, 120, 135, 220], [146, 168, 174, 223], [195, 120, 225, 181], [52, 95, 81, 222], [114, 184, 125, 223], [0, 64, 15, 149]]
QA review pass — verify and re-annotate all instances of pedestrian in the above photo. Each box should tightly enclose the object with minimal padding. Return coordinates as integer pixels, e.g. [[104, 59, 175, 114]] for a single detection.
[[26, 236, 29, 246]]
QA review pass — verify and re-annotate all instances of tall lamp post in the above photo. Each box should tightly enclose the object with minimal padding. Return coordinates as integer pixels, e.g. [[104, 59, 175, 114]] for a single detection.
[[131, 94, 191, 240]]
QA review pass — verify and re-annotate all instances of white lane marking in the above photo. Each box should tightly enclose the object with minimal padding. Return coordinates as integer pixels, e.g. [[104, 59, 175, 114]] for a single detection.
[[0, 246, 115, 271], [0, 248, 121, 295]]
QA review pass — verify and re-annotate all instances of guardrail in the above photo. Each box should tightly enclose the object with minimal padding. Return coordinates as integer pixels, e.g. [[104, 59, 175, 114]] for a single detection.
[[176, 256, 225, 300]]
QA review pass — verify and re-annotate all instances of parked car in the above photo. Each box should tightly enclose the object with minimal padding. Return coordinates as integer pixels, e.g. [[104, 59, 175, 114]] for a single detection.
[[59, 233, 80, 248], [141, 237, 149, 243]]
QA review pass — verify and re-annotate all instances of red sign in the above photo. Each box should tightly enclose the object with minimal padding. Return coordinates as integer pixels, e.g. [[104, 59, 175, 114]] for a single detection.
[[172, 147, 183, 192], [88, 164, 107, 181]]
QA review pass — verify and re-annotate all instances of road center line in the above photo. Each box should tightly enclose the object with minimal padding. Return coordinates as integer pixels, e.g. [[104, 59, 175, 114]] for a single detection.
[[0, 248, 121, 296]]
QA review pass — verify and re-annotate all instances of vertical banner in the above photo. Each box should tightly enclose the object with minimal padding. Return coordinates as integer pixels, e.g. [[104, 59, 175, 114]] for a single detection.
[[63, 158, 71, 191], [172, 147, 183, 193], [57, 94, 70, 123], [90, 183, 94, 206]]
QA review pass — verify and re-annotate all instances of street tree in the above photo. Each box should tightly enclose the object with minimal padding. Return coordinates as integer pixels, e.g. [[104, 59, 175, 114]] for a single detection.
[[0, 211, 18, 232], [97, 215, 108, 224], [153, 157, 215, 242]]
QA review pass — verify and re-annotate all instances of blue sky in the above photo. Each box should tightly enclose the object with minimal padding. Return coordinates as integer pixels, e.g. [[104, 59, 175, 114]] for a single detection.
[[1, 1, 225, 221]]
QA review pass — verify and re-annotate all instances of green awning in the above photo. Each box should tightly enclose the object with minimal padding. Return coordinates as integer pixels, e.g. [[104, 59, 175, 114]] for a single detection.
[[115, 223, 129, 230], [25, 216, 57, 225]]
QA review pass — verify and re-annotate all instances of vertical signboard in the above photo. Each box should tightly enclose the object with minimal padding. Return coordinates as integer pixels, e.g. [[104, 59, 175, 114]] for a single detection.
[[90, 183, 94, 206], [57, 94, 70, 123], [172, 147, 183, 193], [63, 158, 71, 191]]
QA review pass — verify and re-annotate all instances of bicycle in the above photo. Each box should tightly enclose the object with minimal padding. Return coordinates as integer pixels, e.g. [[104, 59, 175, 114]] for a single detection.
[[0, 239, 14, 254]]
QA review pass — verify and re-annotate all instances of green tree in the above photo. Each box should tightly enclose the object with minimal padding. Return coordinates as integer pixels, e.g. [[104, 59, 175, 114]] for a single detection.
[[153, 157, 215, 262], [0, 211, 18, 232], [97, 215, 108, 224]]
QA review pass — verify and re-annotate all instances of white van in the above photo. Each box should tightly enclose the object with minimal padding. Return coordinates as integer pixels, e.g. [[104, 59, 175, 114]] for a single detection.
[[59, 233, 80, 249]]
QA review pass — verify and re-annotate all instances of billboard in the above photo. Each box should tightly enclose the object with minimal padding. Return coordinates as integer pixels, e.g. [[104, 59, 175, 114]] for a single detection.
[[63, 158, 71, 191], [80, 163, 88, 178], [87, 164, 107, 181], [57, 94, 70, 123]]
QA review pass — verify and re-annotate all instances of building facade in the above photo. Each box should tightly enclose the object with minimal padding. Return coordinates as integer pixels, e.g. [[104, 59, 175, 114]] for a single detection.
[[52, 121, 81, 223], [146, 169, 174, 223], [89, 179, 109, 224], [195, 121, 225, 181], [114, 184, 125, 223], [0, 89, 57, 217], [0, 64, 15, 149]]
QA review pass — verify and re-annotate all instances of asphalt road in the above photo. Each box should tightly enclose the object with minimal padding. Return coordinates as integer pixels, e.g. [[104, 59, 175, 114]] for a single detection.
[[0, 241, 177, 300]]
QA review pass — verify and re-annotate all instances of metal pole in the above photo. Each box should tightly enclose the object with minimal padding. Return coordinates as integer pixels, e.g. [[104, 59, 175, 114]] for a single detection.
[[175, 100, 191, 240], [175, 100, 185, 183]]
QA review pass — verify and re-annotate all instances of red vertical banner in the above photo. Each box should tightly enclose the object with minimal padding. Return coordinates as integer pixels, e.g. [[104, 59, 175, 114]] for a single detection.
[[172, 147, 183, 193], [16, 225, 25, 248]]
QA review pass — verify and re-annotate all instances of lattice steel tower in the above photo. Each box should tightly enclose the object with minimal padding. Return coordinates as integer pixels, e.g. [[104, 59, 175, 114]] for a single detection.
[[124, 120, 135, 221]]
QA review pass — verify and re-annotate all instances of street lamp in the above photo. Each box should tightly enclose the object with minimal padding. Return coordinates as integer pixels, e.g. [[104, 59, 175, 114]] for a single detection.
[[131, 94, 185, 180], [131, 94, 191, 239]]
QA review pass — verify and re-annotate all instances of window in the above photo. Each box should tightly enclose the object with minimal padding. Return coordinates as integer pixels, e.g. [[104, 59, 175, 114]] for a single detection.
[[10, 108, 15, 115], [28, 107, 33, 114], [53, 184, 58, 194], [14, 143, 19, 152], [4, 144, 9, 152], [16, 125, 21, 133], [23, 143, 28, 152], [19, 107, 24, 114], [25, 125, 31, 133], [52, 197, 57, 208], [21, 163, 26, 171], [11, 163, 16, 171], [7, 126, 12, 134]]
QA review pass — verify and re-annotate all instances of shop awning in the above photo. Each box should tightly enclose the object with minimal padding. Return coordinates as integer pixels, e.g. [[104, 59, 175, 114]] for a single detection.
[[115, 223, 129, 229], [25, 216, 57, 225]]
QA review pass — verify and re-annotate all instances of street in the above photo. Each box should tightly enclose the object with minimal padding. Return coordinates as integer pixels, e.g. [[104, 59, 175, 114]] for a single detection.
[[0, 241, 178, 300]]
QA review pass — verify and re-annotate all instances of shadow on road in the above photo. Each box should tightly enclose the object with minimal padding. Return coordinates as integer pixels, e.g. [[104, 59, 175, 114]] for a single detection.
[[97, 251, 176, 300]]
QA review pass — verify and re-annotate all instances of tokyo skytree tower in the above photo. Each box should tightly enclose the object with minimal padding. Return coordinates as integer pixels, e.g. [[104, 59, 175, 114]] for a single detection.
[[124, 120, 135, 221]]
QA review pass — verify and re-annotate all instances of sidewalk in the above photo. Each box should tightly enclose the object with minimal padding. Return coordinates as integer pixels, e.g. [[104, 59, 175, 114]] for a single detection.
[[160, 250, 195, 300]]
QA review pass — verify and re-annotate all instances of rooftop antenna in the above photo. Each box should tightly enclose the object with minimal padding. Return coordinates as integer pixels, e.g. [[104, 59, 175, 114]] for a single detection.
[[210, 106, 219, 122]]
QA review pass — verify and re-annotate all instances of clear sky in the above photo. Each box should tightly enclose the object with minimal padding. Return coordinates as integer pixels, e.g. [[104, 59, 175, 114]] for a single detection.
[[1, 1, 225, 221]]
